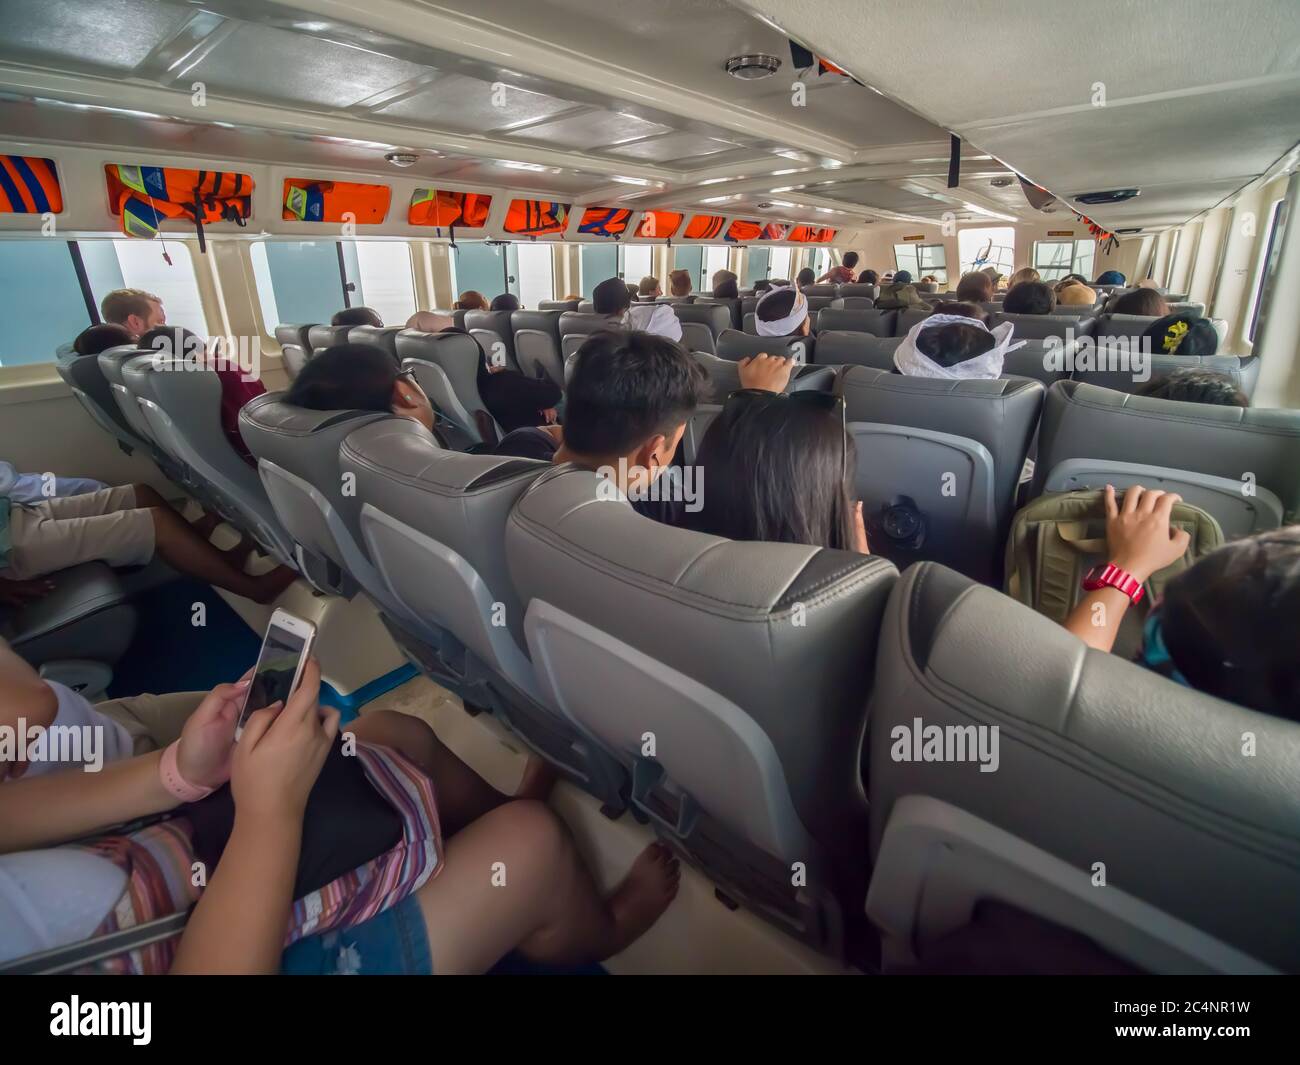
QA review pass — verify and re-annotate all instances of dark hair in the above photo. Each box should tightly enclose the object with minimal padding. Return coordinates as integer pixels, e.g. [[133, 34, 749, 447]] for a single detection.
[[1003, 281, 1057, 315], [796, 267, 816, 287], [955, 271, 994, 304], [915, 322, 996, 367], [563, 331, 707, 457], [756, 288, 798, 327], [1161, 528, 1300, 722], [692, 397, 856, 551], [1062, 273, 1088, 285], [1144, 314, 1219, 357], [331, 306, 383, 328], [592, 276, 632, 316], [753, 279, 775, 294], [73, 323, 133, 356], [860, 269, 879, 285], [1095, 270, 1126, 286], [490, 293, 520, 312], [931, 301, 988, 323], [1110, 289, 1170, 317], [842, 251, 859, 269], [285, 343, 398, 413], [893, 270, 913, 285], [1138, 369, 1247, 407], [712, 278, 739, 299], [139, 325, 205, 358]]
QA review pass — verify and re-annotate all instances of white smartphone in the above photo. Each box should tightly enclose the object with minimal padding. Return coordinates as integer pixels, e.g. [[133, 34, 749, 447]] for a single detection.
[[234, 609, 318, 740]]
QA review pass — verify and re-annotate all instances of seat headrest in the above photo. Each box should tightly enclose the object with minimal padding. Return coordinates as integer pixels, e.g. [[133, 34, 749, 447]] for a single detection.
[[538, 299, 580, 312], [558, 311, 621, 337], [813, 332, 901, 370], [715, 328, 813, 363], [510, 309, 563, 339], [306, 324, 353, 350], [395, 328, 483, 365], [816, 308, 896, 336], [347, 325, 405, 360], [801, 284, 838, 297], [672, 302, 730, 336]]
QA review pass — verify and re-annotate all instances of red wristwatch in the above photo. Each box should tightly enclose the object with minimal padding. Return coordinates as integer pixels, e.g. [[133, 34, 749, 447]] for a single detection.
[[1082, 562, 1145, 604]]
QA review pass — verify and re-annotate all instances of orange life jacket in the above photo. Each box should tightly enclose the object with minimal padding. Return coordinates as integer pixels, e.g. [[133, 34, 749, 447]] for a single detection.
[[0, 155, 63, 214], [760, 222, 788, 240], [283, 179, 390, 224], [504, 199, 569, 236], [724, 219, 762, 242], [577, 207, 632, 238], [408, 189, 492, 228], [788, 224, 836, 243], [106, 164, 251, 251], [683, 214, 724, 240], [634, 211, 682, 239]]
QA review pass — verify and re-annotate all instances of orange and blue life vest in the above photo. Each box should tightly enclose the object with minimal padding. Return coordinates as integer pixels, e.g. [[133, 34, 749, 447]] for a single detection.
[[409, 189, 492, 228], [283, 179, 390, 224], [0, 155, 63, 214], [106, 164, 252, 250], [504, 199, 569, 236], [577, 207, 632, 238]]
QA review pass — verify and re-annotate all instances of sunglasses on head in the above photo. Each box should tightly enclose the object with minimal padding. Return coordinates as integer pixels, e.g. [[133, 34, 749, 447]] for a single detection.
[[722, 388, 849, 482]]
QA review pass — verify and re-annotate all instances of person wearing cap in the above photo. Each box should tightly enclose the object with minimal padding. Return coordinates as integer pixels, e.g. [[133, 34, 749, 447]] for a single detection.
[[893, 313, 1026, 381], [1143, 313, 1219, 357], [592, 276, 683, 342]]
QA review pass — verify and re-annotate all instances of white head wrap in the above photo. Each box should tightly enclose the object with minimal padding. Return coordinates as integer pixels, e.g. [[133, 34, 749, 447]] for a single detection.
[[892, 313, 1027, 380], [754, 285, 809, 337]]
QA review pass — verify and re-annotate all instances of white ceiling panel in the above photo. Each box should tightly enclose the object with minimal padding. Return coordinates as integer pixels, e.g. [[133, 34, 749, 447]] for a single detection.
[[508, 109, 673, 149], [374, 74, 580, 131], [0, 0, 196, 74], [606, 131, 743, 162]]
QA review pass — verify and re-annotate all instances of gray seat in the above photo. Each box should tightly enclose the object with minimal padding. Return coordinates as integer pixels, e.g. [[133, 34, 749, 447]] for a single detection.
[[1032, 380, 1300, 535], [558, 311, 617, 339], [98, 348, 163, 450], [892, 307, 934, 337], [813, 332, 902, 370], [801, 284, 838, 298], [693, 296, 742, 329], [1091, 313, 1160, 341], [123, 356, 296, 564], [715, 329, 814, 364], [740, 295, 759, 319], [306, 324, 353, 351], [274, 323, 314, 378], [990, 313, 1095, 341], [839, 367, 1045, 582], [395, 329, 500, 447], [538, 299, 580, 312], [341, 424, 629, 814], [464, 309, 519, 371], [507, 462, 899, 953], [806, 295, 836, 317], [838, 283, 878, 299], [689, 352, 832, 404], [274, 324, 313, 352], [865, 562, 1300, 974], [673, 303, 731, 353], [828, 296, 875, 310], [511, 310, 565, 388], [1070, 353, 1261, 398], [1169, 301, 1207, 317], [347, 325, 405, 362], [59, 348, 152, 457], [816, 308, 897, 337]]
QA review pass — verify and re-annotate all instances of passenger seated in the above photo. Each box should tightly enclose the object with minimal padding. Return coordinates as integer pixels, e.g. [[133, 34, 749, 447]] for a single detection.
[[1002, 280, 1057, 315], [331, 307, 383, 328], [930, 301, 987, 323], [860, 269, 879, 285], [817, 250, 858, 284], [1137, 368, 1247, 407], [141, 326, 266, 466], [490, 293, 520, 312], [1143, 313, 1219, 356], [0, 461, 109, 603], [753, 279, 775, 295], [1094, 270, 1127, 286], [286, 342, 438, 432], [711, 269, 738, 299], [955, 271, 995, 304], [668, 269, 692, 298], [71, 323, 133, 357], [101, 288, 165, 341], [753, 285, 811, 337], [1109, 288, 1170, 317], [893, 313, 1024, 380], [1063, 488, 1299, 723], [874, 269, 929, 310], [795, 267, 816, 288], [1056, 281, 1097, 306], [455, 291, 489, 311], [690, 381, 869, 553], [1007, 267, 1041, 288], [0, 654, 679, 973], [638, 276, 661, 300], [592, 276, 682, 342]]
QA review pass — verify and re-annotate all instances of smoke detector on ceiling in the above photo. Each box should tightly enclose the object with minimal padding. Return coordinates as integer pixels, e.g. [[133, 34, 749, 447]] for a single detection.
[[725, 54, 782, 80], [385, 151, 420, 167], [756, 202, 773, 209], [990, 176, 1013, 188]]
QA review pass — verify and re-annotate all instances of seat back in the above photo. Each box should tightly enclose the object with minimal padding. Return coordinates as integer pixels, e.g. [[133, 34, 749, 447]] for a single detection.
[[395, 329, 497, 445], [511, 311, 565, 388], [801, 284, 838, 298], [59, 348, 150, 453], [558, 311, 617, 338], [990, 312, 1095, 341], [306, 324, 352, 351], [1033, 380, 1300, 532], [238, 395, 394, 596], [693, 296, 742, 329], [98, 348, 161, 446], [1070, 353, 1260, 398], [813, 332, 901, 370], [673, 303, 730, 353], [816, 308, 897, 337], [274, 324, 314, 352], [715, 329, 813, 364], [840, 367, 1044, 582], [866, 562, 1300, 973], [892, 307, 934, 336], [690, 352, 803, 402], [124, 357, 295, 563], [538, 299, 579, 312], [347, 325, 405, 362], [508, 463, 899, 950], [280, 344, 310, 380], [829, 296, 876, 310], [838, 283, 878, 299], [464, 309, 518, 371]]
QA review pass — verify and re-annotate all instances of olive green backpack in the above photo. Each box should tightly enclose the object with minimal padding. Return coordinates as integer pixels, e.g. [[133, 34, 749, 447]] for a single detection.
[[1004, 489, 1224, 658]]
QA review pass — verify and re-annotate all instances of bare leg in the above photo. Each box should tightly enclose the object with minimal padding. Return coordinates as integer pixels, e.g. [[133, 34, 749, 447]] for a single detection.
[[145, 504, 295, 604], [415, 800, 679, 973]]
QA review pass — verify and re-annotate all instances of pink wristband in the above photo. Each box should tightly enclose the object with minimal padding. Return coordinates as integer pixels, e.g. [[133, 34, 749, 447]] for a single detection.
[[159, 741, 216, 802]]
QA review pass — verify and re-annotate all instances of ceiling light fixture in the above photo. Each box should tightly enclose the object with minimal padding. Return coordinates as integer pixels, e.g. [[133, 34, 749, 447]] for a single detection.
[[385, 151, 419, 167], [725, 54, 782, 80], [961, 202, 1017, 222]]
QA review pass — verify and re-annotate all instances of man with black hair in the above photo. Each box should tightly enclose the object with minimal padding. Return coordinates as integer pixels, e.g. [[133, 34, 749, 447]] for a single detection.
[[1143, 313, 1220, 357], [286, 343, 436, 430], [955, 271, 995, 305], [1138, 368, 1246, 407], [591, 276, 682, 341], [817, 250, 858, 285], [1003, 280, 1057, 315], [331, 306, 383, 328]]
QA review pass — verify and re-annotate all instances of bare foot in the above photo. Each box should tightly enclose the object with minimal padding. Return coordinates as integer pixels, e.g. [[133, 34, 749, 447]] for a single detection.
[[606, 842, 680, 950], [249, 564, 298, 604], [515, 756, 558, 802]]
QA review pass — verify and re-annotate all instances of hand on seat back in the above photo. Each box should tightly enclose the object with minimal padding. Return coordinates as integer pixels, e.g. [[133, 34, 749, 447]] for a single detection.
[[737, 352, 793, 393], [1104, 484, 1191, 581]]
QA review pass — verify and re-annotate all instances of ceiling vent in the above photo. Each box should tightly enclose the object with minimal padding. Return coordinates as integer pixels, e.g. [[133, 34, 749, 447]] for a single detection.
[[385, 151, 419, 167], [725, 54, 782, 80], [1073, 189, 1139, 205], [1117, 227, 1144, 234], [989, 176, 1013, 188]]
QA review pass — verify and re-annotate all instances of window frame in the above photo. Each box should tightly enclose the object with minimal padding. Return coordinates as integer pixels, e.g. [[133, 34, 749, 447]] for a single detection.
[[1247, 196, 1287, 345]]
